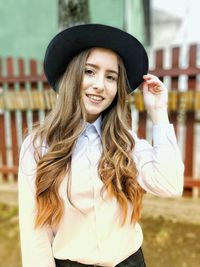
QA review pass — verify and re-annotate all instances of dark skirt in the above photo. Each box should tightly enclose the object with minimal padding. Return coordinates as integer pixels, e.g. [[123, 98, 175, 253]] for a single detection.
[[55, 247, 146, 267]]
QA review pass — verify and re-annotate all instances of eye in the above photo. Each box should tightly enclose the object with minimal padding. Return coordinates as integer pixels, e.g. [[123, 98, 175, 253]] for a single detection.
[[85, 68, 95, 76], [107, 75, 117, 82]]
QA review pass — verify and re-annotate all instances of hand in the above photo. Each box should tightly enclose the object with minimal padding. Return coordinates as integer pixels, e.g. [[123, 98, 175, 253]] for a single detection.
[[142, 74, 169, 124], [142, 73, 168, 112]]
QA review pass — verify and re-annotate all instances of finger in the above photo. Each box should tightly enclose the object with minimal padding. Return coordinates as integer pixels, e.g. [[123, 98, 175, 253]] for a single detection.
[[153, 85, 164, 92], [143, 74, 152, 80], [142, 82, 150, 94], [145, 78, 161, 85], [143, 82, 162, 95], [143, 73, 159, 81], [151, 90, 163, 95], [148, 87, 155, 94], [148, 87, 161, 95], [150, 87, 163, 94]]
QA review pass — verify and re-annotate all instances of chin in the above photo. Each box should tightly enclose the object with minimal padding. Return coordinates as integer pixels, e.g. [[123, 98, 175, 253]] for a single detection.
[[86, 111, 101, 117], [85, 106, 102, 115]]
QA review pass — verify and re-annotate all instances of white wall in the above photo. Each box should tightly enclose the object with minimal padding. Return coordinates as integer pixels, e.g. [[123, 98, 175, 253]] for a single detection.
[[152, 0, 200, 48]]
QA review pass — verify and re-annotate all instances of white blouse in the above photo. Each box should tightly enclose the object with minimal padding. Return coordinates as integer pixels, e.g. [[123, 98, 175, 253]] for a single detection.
[[18, 116, 184, 267]]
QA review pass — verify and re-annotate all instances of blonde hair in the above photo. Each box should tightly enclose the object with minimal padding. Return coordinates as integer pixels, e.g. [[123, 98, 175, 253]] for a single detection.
[[33, 48, 143, 228]]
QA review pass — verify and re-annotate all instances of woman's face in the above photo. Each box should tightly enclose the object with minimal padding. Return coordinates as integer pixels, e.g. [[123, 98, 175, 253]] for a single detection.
[[81, 48, 118, 123]]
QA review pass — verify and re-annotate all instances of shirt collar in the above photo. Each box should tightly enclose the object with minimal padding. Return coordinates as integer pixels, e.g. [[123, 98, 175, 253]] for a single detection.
[[84, 115, 102, 138], [93, 115, 102, 137]]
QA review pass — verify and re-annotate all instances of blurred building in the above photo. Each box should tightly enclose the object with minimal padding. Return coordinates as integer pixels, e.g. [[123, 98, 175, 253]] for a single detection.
[[1, 0, 200, 60], [152, 0, 200, 48], [0, 0, 149, 61]]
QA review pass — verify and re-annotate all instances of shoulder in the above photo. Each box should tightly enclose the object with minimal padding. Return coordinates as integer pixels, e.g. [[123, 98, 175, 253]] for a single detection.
[[19, 134, 48, 171], [20, 134, 48, 158], [19, 134, 35, 159], [18, 134, 48, 190]]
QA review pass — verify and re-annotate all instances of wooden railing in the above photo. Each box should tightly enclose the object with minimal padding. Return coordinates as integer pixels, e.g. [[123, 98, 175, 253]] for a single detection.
[[0, 44, 200, 197]]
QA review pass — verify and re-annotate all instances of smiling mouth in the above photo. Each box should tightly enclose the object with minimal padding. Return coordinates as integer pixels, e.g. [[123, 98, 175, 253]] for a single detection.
[[86, 94, 104, 101]]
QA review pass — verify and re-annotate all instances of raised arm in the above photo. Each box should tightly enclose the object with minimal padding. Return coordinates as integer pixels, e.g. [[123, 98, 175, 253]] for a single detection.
[[131, 74, 184, 197]]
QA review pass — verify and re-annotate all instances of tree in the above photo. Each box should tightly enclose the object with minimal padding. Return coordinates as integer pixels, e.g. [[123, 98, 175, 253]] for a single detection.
[[58, 0, 90, 30]]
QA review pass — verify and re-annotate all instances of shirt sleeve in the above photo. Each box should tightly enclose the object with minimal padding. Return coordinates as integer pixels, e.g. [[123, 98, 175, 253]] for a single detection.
[[18, 135, 56, 267], [131, 124, 184, 197]]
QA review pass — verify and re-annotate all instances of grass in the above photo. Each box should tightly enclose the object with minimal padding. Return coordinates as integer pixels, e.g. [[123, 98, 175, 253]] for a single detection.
[[0, 203, 21, 267]]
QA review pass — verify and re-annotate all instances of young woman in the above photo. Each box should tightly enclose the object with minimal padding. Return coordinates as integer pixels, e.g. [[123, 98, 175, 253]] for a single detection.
[[18, 24, 184, 267]]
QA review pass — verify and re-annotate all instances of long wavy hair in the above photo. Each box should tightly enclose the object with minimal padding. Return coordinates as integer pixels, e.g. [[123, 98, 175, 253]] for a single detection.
[[33, 48, 144, 228]]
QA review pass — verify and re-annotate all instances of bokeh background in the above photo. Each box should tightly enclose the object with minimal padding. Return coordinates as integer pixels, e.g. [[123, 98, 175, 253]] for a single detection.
[[0, 1, 200, 267]]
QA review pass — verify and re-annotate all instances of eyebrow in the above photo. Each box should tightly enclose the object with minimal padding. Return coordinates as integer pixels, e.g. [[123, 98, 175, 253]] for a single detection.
[[85, 63, 119, 75]]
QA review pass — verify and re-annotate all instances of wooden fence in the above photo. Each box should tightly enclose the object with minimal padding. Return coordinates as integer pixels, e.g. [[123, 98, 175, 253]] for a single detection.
[[0, 44, 200, 197]]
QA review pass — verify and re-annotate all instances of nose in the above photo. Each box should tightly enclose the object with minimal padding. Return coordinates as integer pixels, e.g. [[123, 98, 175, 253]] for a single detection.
[[92, 75, 105, 91]]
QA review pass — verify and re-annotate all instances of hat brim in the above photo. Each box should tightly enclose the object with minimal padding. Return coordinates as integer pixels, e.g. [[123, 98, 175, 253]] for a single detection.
[[44, 24, 149, 92]]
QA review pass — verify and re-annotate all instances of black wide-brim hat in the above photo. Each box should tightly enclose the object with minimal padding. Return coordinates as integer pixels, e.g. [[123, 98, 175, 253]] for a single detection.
[[44, 24, 149, 92]]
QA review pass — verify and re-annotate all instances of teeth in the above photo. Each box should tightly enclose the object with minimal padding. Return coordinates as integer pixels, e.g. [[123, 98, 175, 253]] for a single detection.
[[87, 94, 104, 101]]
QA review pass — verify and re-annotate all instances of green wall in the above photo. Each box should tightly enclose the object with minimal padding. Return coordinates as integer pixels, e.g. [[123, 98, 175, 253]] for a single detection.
[[0, 0, 145, 61], [88, 0, 145, 43], [0, 0, 58, 61], [89, 0, 124, 29]]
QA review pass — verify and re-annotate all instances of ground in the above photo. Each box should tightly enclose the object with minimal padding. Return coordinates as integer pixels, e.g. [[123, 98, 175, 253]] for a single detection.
[[142, 218, 200, 267], [0, 186, 200, 267]]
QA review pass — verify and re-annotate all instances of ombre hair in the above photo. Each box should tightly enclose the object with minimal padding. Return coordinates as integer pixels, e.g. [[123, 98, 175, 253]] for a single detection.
[[32, 48, 144, 228]]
